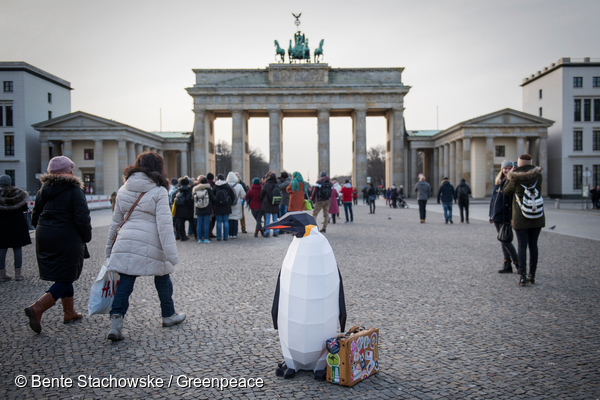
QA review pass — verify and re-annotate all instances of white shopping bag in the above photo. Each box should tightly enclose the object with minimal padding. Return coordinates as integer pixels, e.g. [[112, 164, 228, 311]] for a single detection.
[[88, 259, 120, 316]]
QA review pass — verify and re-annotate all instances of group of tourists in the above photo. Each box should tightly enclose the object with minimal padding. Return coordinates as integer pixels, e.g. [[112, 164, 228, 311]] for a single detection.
[[413, 176, 472, 224]]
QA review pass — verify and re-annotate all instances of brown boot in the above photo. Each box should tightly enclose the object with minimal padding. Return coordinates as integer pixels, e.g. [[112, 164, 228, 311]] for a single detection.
[[254, 229, 259, 238], [0, 269, 11, 282], [61, 297, 83, 324], [24, 293, 55, 334]]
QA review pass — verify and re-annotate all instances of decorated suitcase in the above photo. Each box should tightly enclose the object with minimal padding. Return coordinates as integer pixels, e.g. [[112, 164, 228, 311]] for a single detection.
[[325, 326, 379, 387]]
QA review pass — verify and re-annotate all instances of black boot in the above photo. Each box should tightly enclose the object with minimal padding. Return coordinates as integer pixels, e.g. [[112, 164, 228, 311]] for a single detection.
[[498, 259, 513, 274], [528, 265, 536, 285], [519, 268, 527, 287]]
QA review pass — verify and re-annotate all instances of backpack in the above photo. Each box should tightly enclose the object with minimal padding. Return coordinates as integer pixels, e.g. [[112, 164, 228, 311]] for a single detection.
[[214, 186, 230, 206], [194, 188, 210, 209], [457, 185, 469, 199], [319, 180, 333, 200], [515, 180, 544, 219], [174, 189, 189, 206], [269, 184, 282, 205], [230, 183, 238, 206]]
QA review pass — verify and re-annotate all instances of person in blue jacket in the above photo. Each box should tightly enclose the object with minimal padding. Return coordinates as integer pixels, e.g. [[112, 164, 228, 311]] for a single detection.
[[437, 177, 456, 224]]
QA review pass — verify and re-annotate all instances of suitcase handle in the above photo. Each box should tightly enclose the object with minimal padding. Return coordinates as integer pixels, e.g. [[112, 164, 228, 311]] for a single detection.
[[345, 326, 365, 335]]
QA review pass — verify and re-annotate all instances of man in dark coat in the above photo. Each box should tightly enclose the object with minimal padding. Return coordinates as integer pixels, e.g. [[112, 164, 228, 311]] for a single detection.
[[310, 171, 332, 232], [0, 175, 32, 281], [213, 174, 236, 241], [455, 178, 472, 223], [260, 173, 281, 237], [173, 177, 196, 241], [437, 177, 457, 224], [26, 156, 92, 334]]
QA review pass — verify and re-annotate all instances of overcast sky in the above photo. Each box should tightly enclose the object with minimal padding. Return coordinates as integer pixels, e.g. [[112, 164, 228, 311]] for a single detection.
[[3, 0, 599, 181]]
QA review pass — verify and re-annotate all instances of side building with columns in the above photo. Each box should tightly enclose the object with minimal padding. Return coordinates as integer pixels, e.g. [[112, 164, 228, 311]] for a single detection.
[[406, 108, 553, 198], [33, 111, 190, 195]]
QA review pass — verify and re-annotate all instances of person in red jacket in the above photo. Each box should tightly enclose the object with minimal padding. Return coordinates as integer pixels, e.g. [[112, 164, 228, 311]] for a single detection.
[[245, 178, 263, 237], [352, 186, 358, 205], [340, 180, 354, 223]]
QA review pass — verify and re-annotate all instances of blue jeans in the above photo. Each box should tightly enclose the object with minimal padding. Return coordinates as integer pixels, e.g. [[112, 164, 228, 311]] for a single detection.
[[0, 247, 22, 269], [215, 214, 229, 240], [343, 202, 353, 222], [111, 273, 175, 318], [264, 213, 279, 235], [196, 214, 211, 240], [47, 282, 74, 301], [443, 202, 453, 222], [279, 204, 288, 218]]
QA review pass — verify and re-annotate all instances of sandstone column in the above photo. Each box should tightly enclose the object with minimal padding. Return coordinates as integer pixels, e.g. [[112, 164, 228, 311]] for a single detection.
[[385, 108, 405, 188], [94, 139, 104, 195], [143, 145, 150, 152], [127, 142, 136, 166], [456, 139, 463, 185], [462, 138, 471, 184], [157, 149, 163, 157], [433, 146, 439, 189], [317, 109, 330, 175], [41, 141, 50, 173], [485, 137, 495, 195], [193, 107, 207, 177], [352, 109, 368, 189], [449, 141, 456, 184], [438, 146, 444, 185], [516, 137, 525, 158], [180, 148, 188, 177], [135, 143, 143, 156], [538, 136, 548, 196], [269, 109, 283, 173], [63, 139, 73, 159], [231, 110, 250, 182], [410, 147, 417, 195], [443, 143, 449, 179], [117, 140, 127, 187]]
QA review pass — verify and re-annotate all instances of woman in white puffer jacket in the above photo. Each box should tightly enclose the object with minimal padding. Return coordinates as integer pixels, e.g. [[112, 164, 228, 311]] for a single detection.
[[227, 171, 246, 239], [105, 152, 185, 341]]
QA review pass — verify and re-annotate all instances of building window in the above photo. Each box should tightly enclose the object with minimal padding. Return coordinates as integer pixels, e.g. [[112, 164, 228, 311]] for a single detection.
[[495, 145, 505, 157], [5, 106, 13, 127], [539, 89, 542, 99], [4, 135, 15, 156], [4, 170, 15, 186], [594, 165, 600, 188], [3, 81, 13, 92], [84, 149, 94, 160], [48, 111, 52, 120], [48, 93, 52, 103], [574, 99, 581, 121], [593, 77, 600, 87], [594, 99, 600, 121], [539, 107, 543, 117], [83, 174, 95, 194], [573, 77, 583, 87], [584, 99, 591, 121], [573, 131, 583, 151], [573, 165, 583, 190], [595, 131, 600, 150], [0, 106, 2, 127]]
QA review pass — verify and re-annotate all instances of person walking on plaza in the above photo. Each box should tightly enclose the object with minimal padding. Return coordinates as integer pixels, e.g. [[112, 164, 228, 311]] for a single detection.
[[25, 156, 92, 334], [105, 152, 184, 341], [437, 177, 456, 224], [227, 171, 246, 239], [193, 176, 215, 243], [173, 177, 196, 241], [261, 172, 281, 237], [455, 178, 472, 223], [414, 175, 432, 223], [390, 185, 399, 208], [245, 177, 264, 237], [311, 171, 333, 232], [367, 183, 377, 214], [340, 180, 354, 223], [235, 172, 249, 233], [206, 173, 217, 238], [503, 154, 545, 286], [328, 187, 340, 224], [279, 171, 292, 217], [213, 174, 236, 241], [0, 175, 31, 282], [352, 186, 358, 205], [362, 186, 368, 204], [489, 160, 519, 274], [332, 178, 342, 217], [286, 171, 307, 212]]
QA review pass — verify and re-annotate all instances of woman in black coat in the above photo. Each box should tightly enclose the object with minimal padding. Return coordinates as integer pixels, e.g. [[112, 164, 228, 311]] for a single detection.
[[489, 160, 518, 274], [260, 172, 280, 237], [173, 177, 196, 241], [25, 156, 92, 334], [0, 175, 32, 281]]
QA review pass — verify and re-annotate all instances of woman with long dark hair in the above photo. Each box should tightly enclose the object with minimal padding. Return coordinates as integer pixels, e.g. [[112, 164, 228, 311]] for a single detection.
[[105, 152, 184, 341]]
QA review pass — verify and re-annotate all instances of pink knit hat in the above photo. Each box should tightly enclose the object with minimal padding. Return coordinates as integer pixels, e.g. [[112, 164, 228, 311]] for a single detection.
[[47, 156, 75, 174]]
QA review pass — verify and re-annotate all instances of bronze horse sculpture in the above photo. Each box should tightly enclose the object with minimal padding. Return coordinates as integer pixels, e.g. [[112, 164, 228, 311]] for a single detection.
[[274, 40, 285, 63], [313, 39, 324, 63]]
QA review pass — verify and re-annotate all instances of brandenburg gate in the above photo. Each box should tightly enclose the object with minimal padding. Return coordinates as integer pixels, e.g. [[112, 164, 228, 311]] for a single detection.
[[186, 63, 411, 188]]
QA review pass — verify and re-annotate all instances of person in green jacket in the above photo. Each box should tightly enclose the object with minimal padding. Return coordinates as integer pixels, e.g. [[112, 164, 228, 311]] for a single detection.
[[503, 154, 545, 287]]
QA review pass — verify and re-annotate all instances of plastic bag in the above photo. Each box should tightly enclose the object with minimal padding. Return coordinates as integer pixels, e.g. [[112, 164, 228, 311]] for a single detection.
[[88, 259, 120, 316]]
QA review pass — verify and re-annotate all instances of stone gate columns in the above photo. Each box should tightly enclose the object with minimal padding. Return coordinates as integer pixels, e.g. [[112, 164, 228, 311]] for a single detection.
[[117, 140, 127, 187], [462, 138, 471, 184], [433, 147, 439, 187], [135, 143, 143, 156], [193, 107, 207, 177], [443, 144, 449, 179], [127, 142, 136, 166], [538, 136, 548, 196], [410, 148, 417, 194], [516, 137, 525, 158], [455, 140, 463, 185], [317, 109, 330, 175], [438, 146, 444, 185], [385, 108, 405, 188], [63, 139, 73, 159], [485, 137, 495, 194], [449, 142, 456, 184], [94, 139, 104, 194], [232, 110, 250, 183], [41, 141, 50, 173], [352, 109, 367, 189], [180, 149, 188, 177], [269, 109, 283, 173]]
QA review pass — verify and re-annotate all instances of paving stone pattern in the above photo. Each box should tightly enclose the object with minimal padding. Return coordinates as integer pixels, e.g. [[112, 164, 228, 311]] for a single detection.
[[1, 203, 599, 399]]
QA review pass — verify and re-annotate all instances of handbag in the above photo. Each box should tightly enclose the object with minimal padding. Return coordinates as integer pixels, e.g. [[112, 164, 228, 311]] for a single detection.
[[88, 259, 119, 315], [497, 223, 513, 243], [304, 199, 313, 211]]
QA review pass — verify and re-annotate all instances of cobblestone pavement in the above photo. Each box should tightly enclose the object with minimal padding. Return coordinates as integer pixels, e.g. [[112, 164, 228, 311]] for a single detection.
[[1, 202, 599, 399]]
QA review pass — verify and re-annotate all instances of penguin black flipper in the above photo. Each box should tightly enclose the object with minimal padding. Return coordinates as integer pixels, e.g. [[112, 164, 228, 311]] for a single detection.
[[337, 265, 347, 332], [272, 269, 282, 330]]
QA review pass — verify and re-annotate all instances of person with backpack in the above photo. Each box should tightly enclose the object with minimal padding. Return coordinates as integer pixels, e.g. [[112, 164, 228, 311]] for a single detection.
[[260, 172, 281, 237], [455, 178, 472, 223], [193, 176, 215, 243], [213, 174, 236, 241], [227, 171, 246, 239], [310, 171, 333, 233], [503, 154, 545, 286], [437, 177, 456, 224], [245, 177, 264, 237], [390, 185, 399, 208], [173, 177, 196, 241], [278, 171, 292, 218]]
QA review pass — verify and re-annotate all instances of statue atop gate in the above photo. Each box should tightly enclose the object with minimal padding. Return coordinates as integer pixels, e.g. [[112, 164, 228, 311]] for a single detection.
[[273, 13, 323, 64]]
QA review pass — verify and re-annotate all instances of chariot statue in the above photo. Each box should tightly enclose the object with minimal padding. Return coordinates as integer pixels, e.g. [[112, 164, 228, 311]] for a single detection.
[[273, 13, 324, 64]]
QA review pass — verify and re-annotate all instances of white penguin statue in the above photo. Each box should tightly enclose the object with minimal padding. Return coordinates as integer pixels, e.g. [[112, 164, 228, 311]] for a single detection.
[[265, 212, 346, 379]]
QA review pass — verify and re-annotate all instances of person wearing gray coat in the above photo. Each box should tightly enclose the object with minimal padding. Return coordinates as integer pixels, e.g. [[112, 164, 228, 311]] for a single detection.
[[414, 176, 432, 223]]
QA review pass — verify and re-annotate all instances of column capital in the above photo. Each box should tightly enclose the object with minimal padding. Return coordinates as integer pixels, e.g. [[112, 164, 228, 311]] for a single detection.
[[268, 108, 281, 115], [229, 109, 244, 115], [353, 108, 368, 113], [193, 105, 206, 114], [317, 108, 330, 113]]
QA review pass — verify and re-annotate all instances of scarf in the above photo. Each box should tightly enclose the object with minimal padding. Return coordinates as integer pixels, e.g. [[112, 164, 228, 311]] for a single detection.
[[291, 171, 305, 192]]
